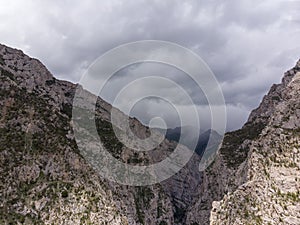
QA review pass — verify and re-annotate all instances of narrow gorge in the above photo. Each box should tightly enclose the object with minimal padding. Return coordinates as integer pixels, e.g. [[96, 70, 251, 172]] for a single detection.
[[0, 43, 299, 224]]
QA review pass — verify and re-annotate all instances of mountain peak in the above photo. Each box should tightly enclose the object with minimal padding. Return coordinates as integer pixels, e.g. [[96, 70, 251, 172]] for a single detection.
[[247, 59, 300, 125]]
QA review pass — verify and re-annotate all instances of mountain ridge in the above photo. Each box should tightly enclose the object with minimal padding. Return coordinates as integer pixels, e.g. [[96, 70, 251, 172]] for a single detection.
[[0, 43, 203, 224]]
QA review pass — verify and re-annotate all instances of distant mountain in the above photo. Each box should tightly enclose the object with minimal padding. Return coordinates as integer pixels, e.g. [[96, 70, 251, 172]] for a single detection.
[[155, 126, 222, 156]]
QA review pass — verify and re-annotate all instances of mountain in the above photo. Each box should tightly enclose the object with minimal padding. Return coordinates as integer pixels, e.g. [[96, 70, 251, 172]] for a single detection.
[[186, 59, 300, 225], [0, 43, 203, 224]]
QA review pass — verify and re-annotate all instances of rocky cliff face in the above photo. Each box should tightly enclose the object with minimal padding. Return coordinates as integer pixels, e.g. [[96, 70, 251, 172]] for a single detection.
[[0, 44, 130, 224], [186, 60, 300, 225], [0, 44, 204, 224]]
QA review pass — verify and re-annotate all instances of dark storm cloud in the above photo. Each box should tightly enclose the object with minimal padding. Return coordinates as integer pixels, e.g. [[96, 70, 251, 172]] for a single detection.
[[0, 0, 299, 130]]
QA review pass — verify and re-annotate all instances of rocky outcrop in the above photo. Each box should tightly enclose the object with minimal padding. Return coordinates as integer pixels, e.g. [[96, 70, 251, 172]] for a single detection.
[[186, 59, 300, 225], [209, 65, 300, 225]]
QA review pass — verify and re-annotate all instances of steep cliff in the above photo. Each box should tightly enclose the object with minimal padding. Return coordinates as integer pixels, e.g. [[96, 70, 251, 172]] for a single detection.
[[0, 44, 168, 224], [186, 60, 300, 225], [0, 44, 129, 224]]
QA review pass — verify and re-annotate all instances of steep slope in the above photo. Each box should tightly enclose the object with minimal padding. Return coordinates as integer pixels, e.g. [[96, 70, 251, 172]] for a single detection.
[[0, 44, 204, 224], [186, 60, 300, 224], [0, 45, 129, 224]]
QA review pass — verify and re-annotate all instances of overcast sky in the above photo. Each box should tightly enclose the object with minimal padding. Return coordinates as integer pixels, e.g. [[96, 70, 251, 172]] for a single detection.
[[0, 0, 299, 131]]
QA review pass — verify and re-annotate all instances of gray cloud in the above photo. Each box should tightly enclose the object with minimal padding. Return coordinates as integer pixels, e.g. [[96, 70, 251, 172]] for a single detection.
[[0, 0, 299, 130]]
